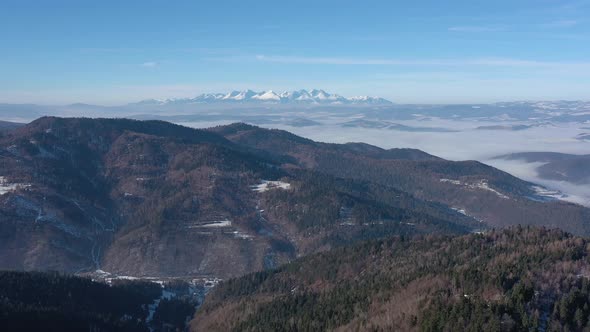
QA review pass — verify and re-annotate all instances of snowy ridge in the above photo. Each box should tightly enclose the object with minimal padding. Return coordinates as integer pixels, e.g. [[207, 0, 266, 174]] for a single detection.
[[133, 89, 393, 105]]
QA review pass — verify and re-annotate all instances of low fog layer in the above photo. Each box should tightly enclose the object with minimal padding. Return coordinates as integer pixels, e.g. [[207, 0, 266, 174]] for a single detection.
[[1, 101, 589, 206], [485, 159, 590, 206]]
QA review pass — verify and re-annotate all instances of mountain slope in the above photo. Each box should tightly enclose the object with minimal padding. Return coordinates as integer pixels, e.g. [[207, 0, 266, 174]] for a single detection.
[[0, 120, 24, 133], [1, 118, 589, 279], [0, 117, 476, 278], [193, 227, 590, 332], [209, 123, 590, 235]]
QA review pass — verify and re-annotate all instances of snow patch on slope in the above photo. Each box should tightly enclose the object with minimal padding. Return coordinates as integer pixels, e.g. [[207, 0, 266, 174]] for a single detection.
[[440, 178, 509, 199], [188, 219, 232, 228], [0, 176, 30, 195], [251, 180, 291, 192], [251, 90, 281, 101]]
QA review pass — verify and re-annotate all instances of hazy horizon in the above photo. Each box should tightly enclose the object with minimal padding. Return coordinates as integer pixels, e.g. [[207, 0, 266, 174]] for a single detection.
[[3, 90, 590, 107]]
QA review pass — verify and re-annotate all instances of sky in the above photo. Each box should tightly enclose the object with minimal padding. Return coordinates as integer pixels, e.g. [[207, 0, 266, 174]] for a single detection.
[[1, 0, 589, 105]]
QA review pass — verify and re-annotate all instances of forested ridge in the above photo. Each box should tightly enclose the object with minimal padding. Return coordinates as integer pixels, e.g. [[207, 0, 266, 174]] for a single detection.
[[215, 123, 590, 235], [1, 117, 589, 278], [0, 271, 161, 331], [0, 271, 199, 332], [193, 226, 590, 331], [0, 117, 481, 278]]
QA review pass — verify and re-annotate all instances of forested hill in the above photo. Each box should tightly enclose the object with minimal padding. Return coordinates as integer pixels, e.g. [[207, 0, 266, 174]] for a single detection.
[[0, 270, 200, 332], [1, 117, 589, 279], [0, 271, 161, 331], [0, 120, 24, 133], [211, 123, 590, 235], [193, 226, 590, 332], [0, 117, 475, 277]]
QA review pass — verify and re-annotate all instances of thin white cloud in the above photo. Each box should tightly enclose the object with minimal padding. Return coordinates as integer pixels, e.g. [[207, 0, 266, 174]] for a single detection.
[[254, 55, 590, 71], [448, 26, 506, 32], [556, 0, 590, 11], [141, 61, 158, 68], [255, 55, 441, 65], [543, 20, 579, 27]]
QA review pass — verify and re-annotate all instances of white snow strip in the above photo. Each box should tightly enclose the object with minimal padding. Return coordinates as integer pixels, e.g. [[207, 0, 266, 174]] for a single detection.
[[251, 180, 291, 192], [440, 178, 509, 199], [452, 207, 467, 215], [188, 219, 232, 228], [0, 176, 30, 195], [232, 231, 253, 239], [440, 178, 462, 185], [115, 275, 140, 280], [95, 269, 111, 277], [339, 220, 355, 226], [471, 180, 510, 199]]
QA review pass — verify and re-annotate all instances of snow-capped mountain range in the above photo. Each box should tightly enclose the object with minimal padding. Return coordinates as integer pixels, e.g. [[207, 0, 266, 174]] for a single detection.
[[134, 89, 392, 105]]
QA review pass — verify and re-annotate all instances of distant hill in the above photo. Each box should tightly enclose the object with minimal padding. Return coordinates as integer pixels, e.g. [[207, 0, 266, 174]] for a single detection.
[[0, 120, 24, 132], [0, 270, 198, 331], [193, 226, 590, 331], [476, 124, 532, 131], [342, 119, 458, 132]]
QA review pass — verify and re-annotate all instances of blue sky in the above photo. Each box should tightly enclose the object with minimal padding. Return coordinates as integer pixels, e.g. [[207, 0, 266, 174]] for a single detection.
[[1, 0, 589, 104]]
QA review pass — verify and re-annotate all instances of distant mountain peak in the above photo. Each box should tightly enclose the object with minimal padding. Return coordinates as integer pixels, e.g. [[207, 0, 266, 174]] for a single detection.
[[132, 89, 393, 106], [252, 90, 281, 101]]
